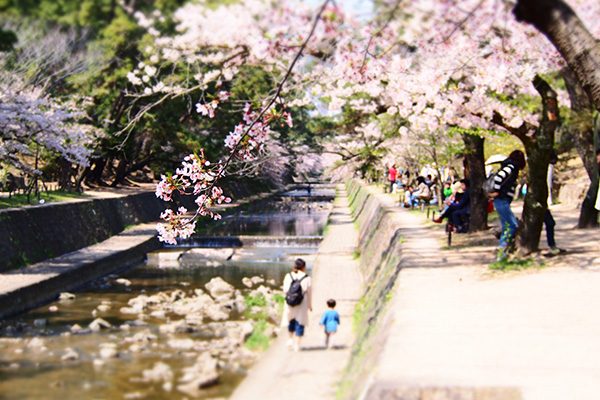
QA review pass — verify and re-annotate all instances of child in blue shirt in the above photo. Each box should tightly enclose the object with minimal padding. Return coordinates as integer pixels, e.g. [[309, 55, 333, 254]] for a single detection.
[[320, 299, 340, 349]]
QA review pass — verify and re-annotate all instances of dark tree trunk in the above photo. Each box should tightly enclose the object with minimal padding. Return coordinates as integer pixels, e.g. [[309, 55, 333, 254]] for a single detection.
[[562, 67, 599, 228], [580, 183, 599, 228], [514, 0, 600, 111], [492, 76, 560, 253], [85, 157, 108, 185], [522, 77, 560, 253], [111, 159, 129, 187], [462, 133, 488, 231], [57, 159, 73, 191]]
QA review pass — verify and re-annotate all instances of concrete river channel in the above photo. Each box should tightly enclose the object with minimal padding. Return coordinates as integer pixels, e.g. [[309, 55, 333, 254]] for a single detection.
[[0, 185, 335, 399]]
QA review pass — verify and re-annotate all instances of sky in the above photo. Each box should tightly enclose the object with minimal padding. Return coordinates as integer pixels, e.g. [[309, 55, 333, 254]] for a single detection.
[[305, 0, 373, 19]]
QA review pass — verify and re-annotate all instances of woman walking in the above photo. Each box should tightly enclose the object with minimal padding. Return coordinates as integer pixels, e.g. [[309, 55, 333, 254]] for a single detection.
[[489, 150, 526, 261], [282, 258, 312, 352]]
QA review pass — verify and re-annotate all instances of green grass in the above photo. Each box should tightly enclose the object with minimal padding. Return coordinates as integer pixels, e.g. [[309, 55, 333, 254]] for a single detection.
[[352, 249, 361, 260], [245, 320, 270, 351], [0, 190, 85, 209], [489, 257, 544, 271], [243, 293, 284, 351], [244, 293, 267, 308]]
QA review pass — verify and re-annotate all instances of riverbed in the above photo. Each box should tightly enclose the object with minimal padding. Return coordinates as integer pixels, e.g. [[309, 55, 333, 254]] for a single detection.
[[0, 187, 334, 399]]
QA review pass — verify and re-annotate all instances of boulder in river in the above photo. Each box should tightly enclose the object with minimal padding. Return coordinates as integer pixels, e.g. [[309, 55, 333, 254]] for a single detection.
[[61, 348, 79, 361], [98, 343, 119, 359], [89, 318, 112, 332], [33, 319, 47, 328], [241, 277, 253, 288], [58, 292, 75, 301], [96, 304, 111, 313], [115, 278, 132, 286], [177, 353, 219, 396], [142, 361, 174, 387], [205, 277, 234, 300]]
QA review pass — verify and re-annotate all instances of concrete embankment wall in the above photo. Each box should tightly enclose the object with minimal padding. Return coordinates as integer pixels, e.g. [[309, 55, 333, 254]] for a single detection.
[[0, 179, 273, 272], [340, 180, 406, 399]]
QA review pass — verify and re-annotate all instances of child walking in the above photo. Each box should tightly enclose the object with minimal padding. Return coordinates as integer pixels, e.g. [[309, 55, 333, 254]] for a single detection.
[[320, 299, 340, 349]]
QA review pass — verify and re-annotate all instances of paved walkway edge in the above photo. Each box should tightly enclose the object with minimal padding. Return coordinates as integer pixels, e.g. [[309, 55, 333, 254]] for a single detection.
[[0, 226, 159, 319]]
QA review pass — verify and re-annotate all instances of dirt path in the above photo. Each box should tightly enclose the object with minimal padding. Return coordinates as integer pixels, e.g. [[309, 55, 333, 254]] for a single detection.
[[231, 184, 362, 400]]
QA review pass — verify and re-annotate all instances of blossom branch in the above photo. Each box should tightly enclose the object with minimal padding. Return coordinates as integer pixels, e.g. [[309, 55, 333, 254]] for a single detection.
[[155, 0, 333, 244]]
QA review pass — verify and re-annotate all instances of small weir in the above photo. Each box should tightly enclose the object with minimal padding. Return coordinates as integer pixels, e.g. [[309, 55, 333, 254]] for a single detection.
[[0, 185, 334, 400]]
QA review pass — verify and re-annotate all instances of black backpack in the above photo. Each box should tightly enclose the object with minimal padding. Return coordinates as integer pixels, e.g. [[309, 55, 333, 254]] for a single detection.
[[285, 274, 307, 306]]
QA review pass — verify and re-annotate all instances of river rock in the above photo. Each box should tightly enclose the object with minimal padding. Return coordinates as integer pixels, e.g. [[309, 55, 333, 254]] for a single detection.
[[97, 304, 111, 313], [159, 320, 194, 334], [126, 330, 157, 344], [184, 313, 203, 326], [254, 285, 271, 297], [33, 319, 47, 328], [177, 353, 219, 396], [61, 348, 79, 361], [267, 278, 277, 286], [234, 297, 246, 314], [204, 303, 230, 321], [150, 310, 166, 319], [116, 278, 132, 286], [70, 324, 83, 333], [205, 277, 234, 300], [99, 343, 119, 359], [167, 338, 196, 351], [241, 277, 253, 288], [27, 337, 46, 350], [48, 305, 59, 312], [142, 361, 173, 386], [250, 276, 264, 285], [119, 307, 139, 315], [59, 292, 75, 301], [226, 321, 254, 343], [233, 346, 258, 368], [89, 318, 111, 332]]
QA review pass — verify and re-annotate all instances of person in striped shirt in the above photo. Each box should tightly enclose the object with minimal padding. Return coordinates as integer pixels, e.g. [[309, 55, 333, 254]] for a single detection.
[[488, 150, 526, 261]]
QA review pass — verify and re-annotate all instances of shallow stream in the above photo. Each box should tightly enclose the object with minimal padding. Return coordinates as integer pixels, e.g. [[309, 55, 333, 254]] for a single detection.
[[0, 187, 333, 399]]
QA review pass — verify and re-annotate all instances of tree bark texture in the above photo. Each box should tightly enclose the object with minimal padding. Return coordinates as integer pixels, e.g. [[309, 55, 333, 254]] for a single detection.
[[562, 67, 599, 227], [514, 0, 600, 111], [492, 76, 559, 253], [462, 133, 488, 231], [522, 77, 560, 252]]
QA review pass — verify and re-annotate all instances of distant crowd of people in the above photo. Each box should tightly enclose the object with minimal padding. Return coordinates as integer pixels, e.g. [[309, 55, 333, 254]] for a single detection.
[[384, 147, 583, 261], [386, 163, 471, 233]]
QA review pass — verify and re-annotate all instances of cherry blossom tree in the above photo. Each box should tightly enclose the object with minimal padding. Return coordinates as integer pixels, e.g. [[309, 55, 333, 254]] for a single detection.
[[0, 24, 100, 189], [126, 0, 598, 250]]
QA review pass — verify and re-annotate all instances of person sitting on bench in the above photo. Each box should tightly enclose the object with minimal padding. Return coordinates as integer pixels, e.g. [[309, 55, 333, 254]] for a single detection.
[[433, 179, 470, 232], [409, 176, 432, 207]]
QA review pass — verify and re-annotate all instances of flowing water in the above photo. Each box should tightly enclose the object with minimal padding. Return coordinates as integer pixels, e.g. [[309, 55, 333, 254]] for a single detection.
[[0, 188, 333, 400]]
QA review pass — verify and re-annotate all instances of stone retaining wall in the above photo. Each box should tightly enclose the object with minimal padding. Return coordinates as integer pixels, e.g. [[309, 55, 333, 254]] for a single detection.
[[0, 179, 274, 272], [340, 180, 406, 399]]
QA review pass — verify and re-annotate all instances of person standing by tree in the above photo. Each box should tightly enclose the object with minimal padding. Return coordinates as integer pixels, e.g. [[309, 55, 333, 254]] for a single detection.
[[544, 151, 564, 255], [388, 164, 398, 193], [489, 150, 527, 261]]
